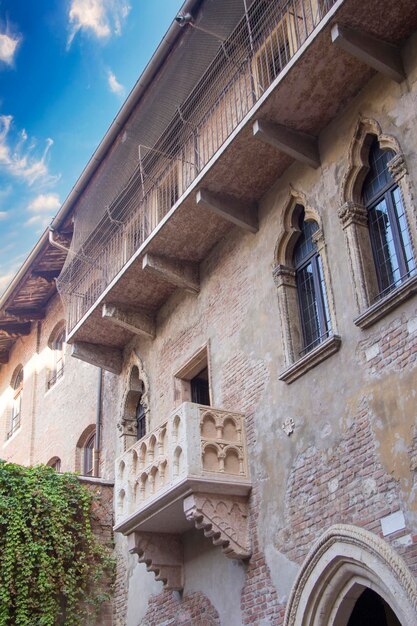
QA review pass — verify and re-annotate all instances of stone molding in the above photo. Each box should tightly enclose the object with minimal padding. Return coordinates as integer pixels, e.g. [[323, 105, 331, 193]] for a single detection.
[[127, 532, 184, 591], [284, 524, 417, 626], [183, 492, 251, 559], [354, 273, 417, 329], [279, 335, 341, 384]]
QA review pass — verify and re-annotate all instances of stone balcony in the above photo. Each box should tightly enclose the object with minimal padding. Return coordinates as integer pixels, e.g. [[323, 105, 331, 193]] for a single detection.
[[114, 402, 251, 590]]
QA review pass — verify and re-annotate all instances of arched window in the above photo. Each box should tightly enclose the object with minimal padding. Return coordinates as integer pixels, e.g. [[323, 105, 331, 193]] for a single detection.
[[47, 323, 65, 390], [8, 366, 23, 439], [47, 457, 61, 472], [273, 193, 340, 383], [75, 424, 98, 477], [362, 137, 415, 298], [293, 211, 331, 355], [136, 399, 146, 440], [83, 433, 95, 476], [339, 118, 417, 327]]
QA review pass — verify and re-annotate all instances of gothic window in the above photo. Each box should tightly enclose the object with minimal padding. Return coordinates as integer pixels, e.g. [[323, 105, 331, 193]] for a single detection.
[[120, 363, 149, 451], [8, 365, 23, 439], [274, 193, 340, 383], [339, 119, 417, 328], [293, 213, 331, 355], [362, 138, 415, 298]]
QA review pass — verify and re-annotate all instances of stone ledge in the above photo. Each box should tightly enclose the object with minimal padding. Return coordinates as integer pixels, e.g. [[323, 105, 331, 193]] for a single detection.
[[354, 274, 417, 329], [279, 335, 342, 384], [77, 475, 114, 486]]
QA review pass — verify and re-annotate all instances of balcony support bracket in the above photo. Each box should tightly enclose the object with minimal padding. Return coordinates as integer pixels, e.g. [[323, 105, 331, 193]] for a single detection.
[[184, 492, 251, 560], [102, 304, 155, 339], [331, 24, 405, 83], [127, 531, 184, 591], [196, 189, 258, 233], [71, 341, 122, 375], [252, 119, 321, 169], [142, 253, 199, 294]]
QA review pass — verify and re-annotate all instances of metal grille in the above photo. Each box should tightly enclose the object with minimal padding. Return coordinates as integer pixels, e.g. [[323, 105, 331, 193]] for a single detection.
[[58, 0, 336, 332]]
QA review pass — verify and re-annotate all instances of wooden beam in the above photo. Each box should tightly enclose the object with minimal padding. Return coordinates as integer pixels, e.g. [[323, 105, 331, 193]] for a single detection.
[[0, 352, 9, 365], [196, 189, 258, 233], [5, 308, 46, 321], [71, 341, 122, 375], [0, 322, 31, 336], [32, 269, 61, 280], [331, 24, 405, 83], [253, 119, 320, 169], [142, 254, 199, 294], [102, 304, 155, 339]]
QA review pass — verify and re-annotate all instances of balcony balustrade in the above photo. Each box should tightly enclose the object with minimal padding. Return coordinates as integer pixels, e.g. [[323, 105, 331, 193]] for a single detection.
[[114, 402, 251, 590]]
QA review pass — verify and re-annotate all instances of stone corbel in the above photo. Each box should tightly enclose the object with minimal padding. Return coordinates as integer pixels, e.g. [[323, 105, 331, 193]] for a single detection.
[[338, 201, 368, 229], [387, 153, 408, 184], [127, 532, 184, 591], [183, 493, 251, 559]]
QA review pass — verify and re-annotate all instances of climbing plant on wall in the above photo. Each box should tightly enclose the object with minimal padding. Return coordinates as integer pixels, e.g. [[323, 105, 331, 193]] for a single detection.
[[0, 461, 113, 626]]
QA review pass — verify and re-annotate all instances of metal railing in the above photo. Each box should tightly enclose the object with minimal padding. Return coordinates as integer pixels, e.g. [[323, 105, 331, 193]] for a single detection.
[[58, 0, 336, 332]]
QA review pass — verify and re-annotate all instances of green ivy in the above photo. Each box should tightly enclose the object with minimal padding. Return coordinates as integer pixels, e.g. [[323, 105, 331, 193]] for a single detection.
[[0, 461, 114, 625]]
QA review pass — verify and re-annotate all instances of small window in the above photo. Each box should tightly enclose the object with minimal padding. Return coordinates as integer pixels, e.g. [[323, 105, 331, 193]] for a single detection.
[[136, 400, 146, 441], [190, 367, 210, 406], [293, 212, 331, 355], [47, 326, 65, 390], [48, 457, 61, 472], [8, 366, 23, 439], [362, 138, 416, 299], [174, 346, 211, 406], [83, 433, 95, 476]]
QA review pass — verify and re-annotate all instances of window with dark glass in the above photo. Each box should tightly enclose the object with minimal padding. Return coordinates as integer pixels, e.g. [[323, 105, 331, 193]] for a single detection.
[[8, 367, 23, 439], [83, 433, 95, 476], [362, 138, 416, 299], [136, 400, 146, 441], [293, 211, 331, 355], [190, 367, 210, 405]]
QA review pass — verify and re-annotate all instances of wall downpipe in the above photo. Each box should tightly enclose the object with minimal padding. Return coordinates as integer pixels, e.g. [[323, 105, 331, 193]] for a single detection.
[[94, 367, 103, 477]]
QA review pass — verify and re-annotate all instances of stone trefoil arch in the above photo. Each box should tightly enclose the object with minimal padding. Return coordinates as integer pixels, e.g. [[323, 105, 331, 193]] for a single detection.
[[338, 117, 417, 317], [118, 350, 150, 451], [273, 188, 339, 381], [284, 524, 417, 626]]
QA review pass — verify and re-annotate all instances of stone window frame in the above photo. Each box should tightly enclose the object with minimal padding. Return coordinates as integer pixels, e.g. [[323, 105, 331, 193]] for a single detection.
[[174, 343, 212, 406], [339, 117, 417, 329], [274, 189, 341, 384], [47, 456, 62, 472], [118, 351, 150, 452]]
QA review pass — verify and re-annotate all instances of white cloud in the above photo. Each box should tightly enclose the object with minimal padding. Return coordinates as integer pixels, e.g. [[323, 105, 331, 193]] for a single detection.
[[0, 32, 20, 66], [25, 193, 61, 230], [0, 115, 59, 186], [107, 69, 124, 96], [68, 0, 131, 45], [0, 272, 13, 294], [0, 211, 7, 220], [28, 193, 61, 214]]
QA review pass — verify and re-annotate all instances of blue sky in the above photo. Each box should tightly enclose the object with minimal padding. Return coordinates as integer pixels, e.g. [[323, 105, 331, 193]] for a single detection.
[[0, 0, 183, 294]]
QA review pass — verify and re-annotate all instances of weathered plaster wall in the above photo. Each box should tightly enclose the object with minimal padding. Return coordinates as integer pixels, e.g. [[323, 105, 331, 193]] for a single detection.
[[0, 294, 101, 473], [110, 32, 417, 624]]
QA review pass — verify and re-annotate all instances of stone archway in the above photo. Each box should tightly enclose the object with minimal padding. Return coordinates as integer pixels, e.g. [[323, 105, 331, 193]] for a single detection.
[[118, 351, 150, 451], [284, 524, 417, 626]]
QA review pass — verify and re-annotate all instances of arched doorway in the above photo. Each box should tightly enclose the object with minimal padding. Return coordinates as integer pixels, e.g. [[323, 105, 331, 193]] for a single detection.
[[284, 524, 417, 626], [346, 588, 400, 626]]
